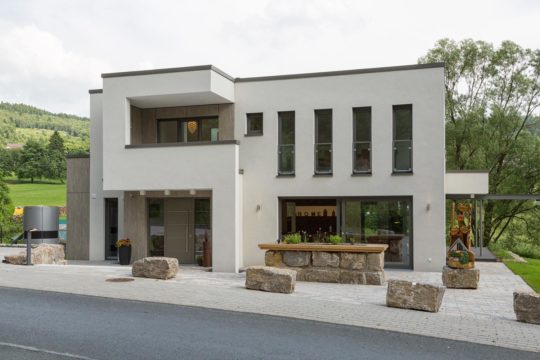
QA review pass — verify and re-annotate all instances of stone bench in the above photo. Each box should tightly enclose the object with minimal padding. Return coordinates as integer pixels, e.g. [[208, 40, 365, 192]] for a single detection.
[[386, 279, 445, 313], [442, 266, 480, 289], [514, 292, 540, 325], [132, 257, 179, 280], [245, 266, 296, 294]]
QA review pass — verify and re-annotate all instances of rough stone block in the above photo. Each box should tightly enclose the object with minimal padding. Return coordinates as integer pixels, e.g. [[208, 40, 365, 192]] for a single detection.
[[365, 271, 386, 285], [245, 266, 296, 294], [283, 251, 310, 267], [3, 244, 66, 265], [386, 279, 445, 313], [312, 252, 339, 267], [513, 292, 540, 325], [132, 257, 179, 280], [303, 268, 340, 283], [340, 270, 366, 284], [367, 252, 384, 271], [340, 253, 366, 270], [442, 266, 480, 289], [265, 251, 283, 267]]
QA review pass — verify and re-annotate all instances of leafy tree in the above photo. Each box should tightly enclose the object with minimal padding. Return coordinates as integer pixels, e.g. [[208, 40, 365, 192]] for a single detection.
[[16, 140, 47, 183], [44, 131, 66, 182], [0, 179, 16, 242], [47, 130, 65, 152], [0, 148, 13, 178], [419, 39, 540, 246]]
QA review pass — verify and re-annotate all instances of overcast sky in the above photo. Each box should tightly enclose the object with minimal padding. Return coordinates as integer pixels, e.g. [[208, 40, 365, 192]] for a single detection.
[[0, 0, 539, 117]]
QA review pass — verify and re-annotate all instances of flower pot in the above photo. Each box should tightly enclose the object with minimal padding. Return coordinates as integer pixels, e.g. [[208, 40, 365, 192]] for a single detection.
[[118, 246, 131, 265]]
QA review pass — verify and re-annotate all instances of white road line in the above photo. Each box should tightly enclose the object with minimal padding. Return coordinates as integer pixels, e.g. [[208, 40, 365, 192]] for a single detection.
[[0, 341, 99, 360]]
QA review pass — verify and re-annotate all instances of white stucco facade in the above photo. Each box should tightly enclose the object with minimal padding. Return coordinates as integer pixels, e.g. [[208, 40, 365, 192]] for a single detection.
[[85, 63, 483, 272]]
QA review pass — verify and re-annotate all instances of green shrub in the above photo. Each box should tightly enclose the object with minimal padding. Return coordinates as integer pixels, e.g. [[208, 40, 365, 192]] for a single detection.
[[511, 243, 540, 260], [283, 233, 301, 244], [328, 235, 343, 245]]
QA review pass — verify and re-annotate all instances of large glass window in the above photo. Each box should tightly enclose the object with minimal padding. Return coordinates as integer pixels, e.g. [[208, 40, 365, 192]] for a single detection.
[[393, 105, 412, 172], [278, 111, 295, 175], [353, 107, 371, 173], [315, 109, 332, 174], [157, 117, 219, 143], [341, 198, 411, 268], [194, 199, 211, 258], [148, 199, 164, 256]]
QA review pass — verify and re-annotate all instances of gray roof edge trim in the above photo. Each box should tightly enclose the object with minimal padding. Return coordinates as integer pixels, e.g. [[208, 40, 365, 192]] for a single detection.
[[235, 63, 445, 83], [89, 89, 103, 94], [101, 65, 235, 81], [446, 170, 490, 174]]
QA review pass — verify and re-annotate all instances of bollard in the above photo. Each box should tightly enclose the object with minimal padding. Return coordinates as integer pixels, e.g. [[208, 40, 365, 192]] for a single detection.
[[26, 228, 37, 266]]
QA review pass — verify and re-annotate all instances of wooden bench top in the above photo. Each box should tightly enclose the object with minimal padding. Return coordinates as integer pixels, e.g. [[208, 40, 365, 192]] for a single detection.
[[258, 243, 388, 253]]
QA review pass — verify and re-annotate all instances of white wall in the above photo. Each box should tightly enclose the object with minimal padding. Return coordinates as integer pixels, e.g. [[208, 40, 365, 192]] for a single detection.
[[89, 92, 124, 261], [445, 172, 489, 195], [235, 67, 446, 271]]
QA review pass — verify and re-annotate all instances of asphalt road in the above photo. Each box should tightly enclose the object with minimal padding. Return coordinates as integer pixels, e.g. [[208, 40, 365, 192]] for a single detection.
[[0, 287, 537, 360]]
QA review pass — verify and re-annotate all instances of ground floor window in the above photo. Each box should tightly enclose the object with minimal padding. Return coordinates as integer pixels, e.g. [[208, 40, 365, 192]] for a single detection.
[[280, 197, 412, 268], [148, 199, 165, 256]]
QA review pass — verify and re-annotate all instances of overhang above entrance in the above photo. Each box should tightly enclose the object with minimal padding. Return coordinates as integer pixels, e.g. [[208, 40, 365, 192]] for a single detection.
[[445, 171, 489, 196]]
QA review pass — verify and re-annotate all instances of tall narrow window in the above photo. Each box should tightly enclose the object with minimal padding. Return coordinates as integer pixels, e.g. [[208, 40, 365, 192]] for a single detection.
[[315, 109, 332, 174], [353, 107, 372, 173], [278, 111, 295, 175], [393, 105, 413, 172]]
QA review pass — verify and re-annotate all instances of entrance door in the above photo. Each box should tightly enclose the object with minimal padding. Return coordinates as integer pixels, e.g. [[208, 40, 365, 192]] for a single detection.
[[164, 199, 195, 264], [105, 198, 118, 260]]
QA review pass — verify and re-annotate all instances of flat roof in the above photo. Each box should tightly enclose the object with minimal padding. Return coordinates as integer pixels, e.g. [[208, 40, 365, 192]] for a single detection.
[[99, 62, 444, 83]]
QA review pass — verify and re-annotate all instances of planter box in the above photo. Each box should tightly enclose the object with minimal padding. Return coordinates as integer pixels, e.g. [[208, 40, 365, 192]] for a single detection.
[[258, 243, 387, 285]]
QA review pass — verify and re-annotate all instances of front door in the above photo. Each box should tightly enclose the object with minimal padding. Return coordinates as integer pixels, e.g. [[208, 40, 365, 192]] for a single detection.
[[164, 199, 194, 264]]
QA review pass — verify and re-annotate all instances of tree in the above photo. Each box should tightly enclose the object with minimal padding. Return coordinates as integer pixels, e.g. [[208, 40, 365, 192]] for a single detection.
[[0, 179, 15, 242], [419, 39, 540, 246], [45, 131, 66, 182], [16, 140, 47, 183]]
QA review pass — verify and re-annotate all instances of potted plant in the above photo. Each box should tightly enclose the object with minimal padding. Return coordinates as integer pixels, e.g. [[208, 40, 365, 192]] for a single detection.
[[116, 238, 132, 265]]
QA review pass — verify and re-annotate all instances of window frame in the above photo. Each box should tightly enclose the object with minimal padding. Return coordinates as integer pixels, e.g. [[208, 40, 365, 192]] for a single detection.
[[352, 107, 372, 175], [314, 109, 333, 175], [277, 111, 295, 176], [157, 116, 219, 144], [392, 104, 413, 173], [245, 112, 263, 136]]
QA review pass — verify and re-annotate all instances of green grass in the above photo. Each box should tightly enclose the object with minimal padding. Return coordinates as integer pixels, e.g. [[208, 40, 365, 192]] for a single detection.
[[6, 179, 66, 206], [504, 258, 540, 292]]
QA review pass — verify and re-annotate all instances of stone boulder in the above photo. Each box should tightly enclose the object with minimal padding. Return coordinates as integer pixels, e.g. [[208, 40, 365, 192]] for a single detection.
[[514, 292, 540, 325], [132, 257, 179, 280], [245, 266, 296, 294], [442, 266, 480, 289], [386, 279, 445, 313], [3, 244, 66, 265]]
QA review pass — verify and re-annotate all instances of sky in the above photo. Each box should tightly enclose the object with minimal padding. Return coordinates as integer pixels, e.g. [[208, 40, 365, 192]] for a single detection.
[[0, 0, 539, 117]]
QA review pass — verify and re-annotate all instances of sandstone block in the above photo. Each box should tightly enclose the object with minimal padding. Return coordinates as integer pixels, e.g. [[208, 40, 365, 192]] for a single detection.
[[386, 279, 445, 313], [283, 251, 310, 267], [365, 271, 386, 285], [367, 252, 385, 271], [3, 244, 66, 265], [513, 292, 540, 325], [303, 268, 340, 283], [312, 252, 339, 267], [340, 270, 366, 284], [340, 253, 366, 270], [442, 266, 480, 289], [132, 257, 179, 280], [265, 251, 283, 267], [245, 266, 296, 294]]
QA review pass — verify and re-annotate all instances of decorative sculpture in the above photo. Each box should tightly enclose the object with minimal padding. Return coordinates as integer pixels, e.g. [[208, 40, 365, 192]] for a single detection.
[[447, 202, 475, 269]]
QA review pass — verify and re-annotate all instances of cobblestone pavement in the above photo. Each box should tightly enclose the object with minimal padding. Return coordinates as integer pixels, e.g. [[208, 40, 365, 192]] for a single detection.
[[0, 261, 538, 353]]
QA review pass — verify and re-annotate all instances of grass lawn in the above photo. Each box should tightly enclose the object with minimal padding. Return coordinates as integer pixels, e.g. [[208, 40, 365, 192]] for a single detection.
[[6, 179, 66, 207], [504, 258, 540, 292]]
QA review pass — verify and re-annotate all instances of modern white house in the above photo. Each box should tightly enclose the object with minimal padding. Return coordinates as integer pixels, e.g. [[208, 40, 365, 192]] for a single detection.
[[66, 63, 489, 272]]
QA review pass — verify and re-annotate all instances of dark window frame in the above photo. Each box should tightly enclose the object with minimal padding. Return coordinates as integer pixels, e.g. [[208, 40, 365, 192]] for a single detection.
[[352, 107, 372, 174], [392, 104, 413, 173], [157, 116, 219, 143], [314, 109, 333, 175], [277, 111, 295, 176], [246, 112, 263, 136]]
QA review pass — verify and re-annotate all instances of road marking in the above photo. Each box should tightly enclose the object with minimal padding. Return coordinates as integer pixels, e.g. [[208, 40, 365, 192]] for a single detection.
[[0, 341, 99, 360]]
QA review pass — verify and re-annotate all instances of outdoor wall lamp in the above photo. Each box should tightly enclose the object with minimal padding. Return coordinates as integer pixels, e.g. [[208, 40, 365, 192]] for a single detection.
[[256, 204, 262, 212], [139, 190, 146, 196], [189, 189, 196, 196], [426, 203, 431, 211], [164, 190, 171, 196]]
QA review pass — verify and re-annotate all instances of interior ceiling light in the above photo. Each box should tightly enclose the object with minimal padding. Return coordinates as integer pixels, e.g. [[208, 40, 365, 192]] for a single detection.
[[187, 120, 198, 134]]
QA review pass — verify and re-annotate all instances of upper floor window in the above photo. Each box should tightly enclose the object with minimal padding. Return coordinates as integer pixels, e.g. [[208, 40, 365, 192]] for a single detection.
[[314, 109, 333, 174], [278, 111, 295, 175], [246, 113, 263, 136], [393, 105, 412, 173], [157, 117, 219, 143], [353, 107, 371, 174]]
